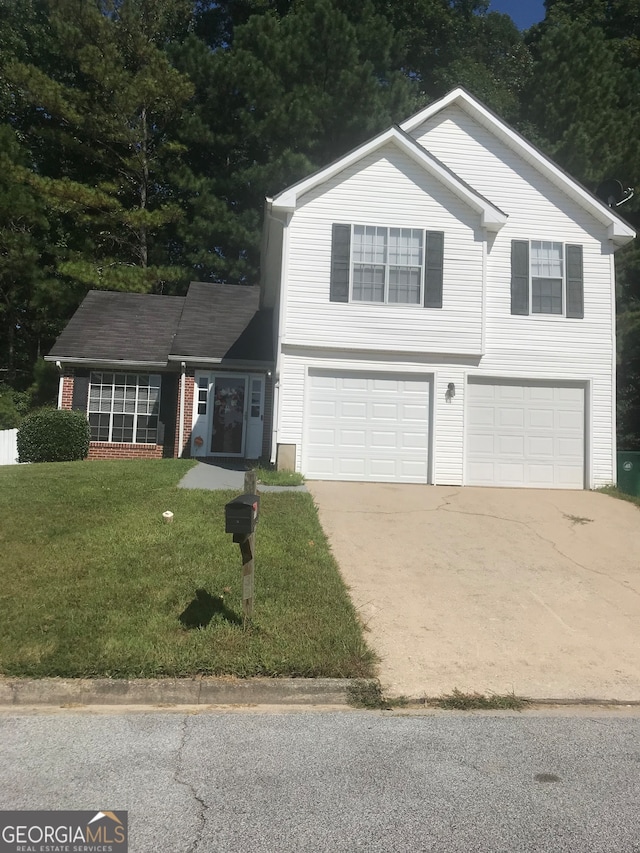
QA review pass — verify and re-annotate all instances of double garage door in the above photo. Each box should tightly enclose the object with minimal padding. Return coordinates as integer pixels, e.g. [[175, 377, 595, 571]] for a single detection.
[[304, 371, 585, 488]]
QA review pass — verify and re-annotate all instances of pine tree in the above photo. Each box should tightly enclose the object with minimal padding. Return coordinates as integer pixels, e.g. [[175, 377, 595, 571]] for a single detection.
[[525, 1, 640, 448], [174, 0, 417, 283], [4, 0, 196, 294]]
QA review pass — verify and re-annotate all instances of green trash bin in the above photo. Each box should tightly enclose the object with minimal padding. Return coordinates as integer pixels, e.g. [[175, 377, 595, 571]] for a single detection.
[[617, 452, 640, 496]]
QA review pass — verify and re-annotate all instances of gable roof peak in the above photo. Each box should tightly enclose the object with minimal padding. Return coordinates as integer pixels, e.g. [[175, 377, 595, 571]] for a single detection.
[[270, 121, 507, 230]]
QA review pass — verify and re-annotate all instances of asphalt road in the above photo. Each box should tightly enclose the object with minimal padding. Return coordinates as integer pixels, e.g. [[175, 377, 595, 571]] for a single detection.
[[2, 708, 640, 852]]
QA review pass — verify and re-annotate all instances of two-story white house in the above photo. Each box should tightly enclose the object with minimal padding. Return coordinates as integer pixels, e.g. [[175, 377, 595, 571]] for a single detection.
[[49, 88, 635, 487], [261, 87, 635, 489]]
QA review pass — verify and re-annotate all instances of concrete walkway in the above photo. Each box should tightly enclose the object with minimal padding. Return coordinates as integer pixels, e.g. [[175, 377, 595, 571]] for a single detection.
[[308, 482, 640, 702], [178, 461, 307, 493]]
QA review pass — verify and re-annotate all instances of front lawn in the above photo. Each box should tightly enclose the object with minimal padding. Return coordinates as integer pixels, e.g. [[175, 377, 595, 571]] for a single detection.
[[0, 459, 375, 679]]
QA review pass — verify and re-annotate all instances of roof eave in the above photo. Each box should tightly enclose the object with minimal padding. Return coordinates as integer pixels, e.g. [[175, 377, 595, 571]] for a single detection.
[[168, 355, 274, 369], [45, 356, 170, 369], [272, 125, 507, 229]]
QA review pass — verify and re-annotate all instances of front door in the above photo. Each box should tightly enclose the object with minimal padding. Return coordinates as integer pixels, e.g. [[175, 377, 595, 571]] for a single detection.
[[211, 376, 247, 455]]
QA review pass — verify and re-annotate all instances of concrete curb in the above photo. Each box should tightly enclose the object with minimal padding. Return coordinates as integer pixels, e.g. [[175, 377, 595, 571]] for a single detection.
[[0, 677, 354, 708]]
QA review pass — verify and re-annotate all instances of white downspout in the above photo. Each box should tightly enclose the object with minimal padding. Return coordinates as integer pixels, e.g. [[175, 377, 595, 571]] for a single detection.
[[178, 361, 186, 458], [270, 210, 291, 465], [56, 361, 63, 409]]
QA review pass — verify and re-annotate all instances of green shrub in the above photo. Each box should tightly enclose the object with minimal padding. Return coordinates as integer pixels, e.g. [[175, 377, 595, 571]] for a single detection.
[[17, 408, 90, 463], [28, 359, 60, 409], [0, 384, 31, 429]]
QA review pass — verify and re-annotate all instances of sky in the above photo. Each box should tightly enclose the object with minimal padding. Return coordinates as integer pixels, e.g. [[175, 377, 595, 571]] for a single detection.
[[489, 0, 547, 30]]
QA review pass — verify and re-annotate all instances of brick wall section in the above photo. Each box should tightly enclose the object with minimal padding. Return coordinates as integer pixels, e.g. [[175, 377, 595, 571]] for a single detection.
[[173, 367, 196, 458], [61, 371, 74, 410], [88, 442, 163, 460], [174, 368, 195, 458], [61, 369, 163, 460]]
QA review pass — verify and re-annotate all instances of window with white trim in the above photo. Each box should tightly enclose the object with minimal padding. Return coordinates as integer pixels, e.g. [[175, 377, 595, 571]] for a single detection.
[[330, 223, 444, 308], [352, 226, 424, 304], [531, 241, 563, 314], [510, 239, 584, 319], [88, 372, 161, 443]]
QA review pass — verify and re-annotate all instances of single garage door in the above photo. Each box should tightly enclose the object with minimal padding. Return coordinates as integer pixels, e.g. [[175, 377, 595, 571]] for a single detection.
[[466, 379, 585, 488], [304, 371, 431, 482]]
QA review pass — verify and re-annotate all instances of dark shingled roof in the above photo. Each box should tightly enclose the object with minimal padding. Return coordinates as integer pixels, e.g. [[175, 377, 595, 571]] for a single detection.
[[170, 282, 273, 362], [48, 283, 273, 366], [48, 290, 185, 364]]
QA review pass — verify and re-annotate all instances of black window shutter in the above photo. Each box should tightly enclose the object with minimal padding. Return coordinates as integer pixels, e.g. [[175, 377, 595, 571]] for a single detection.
[[511, 240, 529, 315], [330, 224, 350, 303], [424, 231, 444, 308], [158, 373, 178, 455], [72, 370, 90, 412], [566, 245, 584, 319]]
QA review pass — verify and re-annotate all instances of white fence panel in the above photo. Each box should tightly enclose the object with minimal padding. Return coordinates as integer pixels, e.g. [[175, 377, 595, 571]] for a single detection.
[[0, 429, 19, 465]]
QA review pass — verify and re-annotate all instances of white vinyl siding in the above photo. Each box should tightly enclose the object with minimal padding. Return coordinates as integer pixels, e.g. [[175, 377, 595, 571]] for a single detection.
[[272, 103, 618, 488], [284, 144, 483, 356]]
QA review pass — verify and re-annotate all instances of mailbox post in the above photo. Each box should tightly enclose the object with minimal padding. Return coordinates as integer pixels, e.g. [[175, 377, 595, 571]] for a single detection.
[[225, 493, 260, 623]]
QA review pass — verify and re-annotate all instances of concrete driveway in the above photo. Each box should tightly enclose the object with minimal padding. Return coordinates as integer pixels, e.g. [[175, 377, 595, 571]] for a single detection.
[[308, 483, 640, 701]]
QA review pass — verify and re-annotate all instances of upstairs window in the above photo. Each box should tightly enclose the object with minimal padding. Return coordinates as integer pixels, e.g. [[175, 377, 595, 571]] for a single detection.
[[531, 241, 564, 314], [352, 226, 424, 304], [511, 240, 583, 318], [330, 223, 444, 308], [88, 372, 160, 444]]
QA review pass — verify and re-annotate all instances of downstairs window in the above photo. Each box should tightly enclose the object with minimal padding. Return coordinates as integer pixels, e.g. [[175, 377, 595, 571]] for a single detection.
[[88, 372, 161, 444]]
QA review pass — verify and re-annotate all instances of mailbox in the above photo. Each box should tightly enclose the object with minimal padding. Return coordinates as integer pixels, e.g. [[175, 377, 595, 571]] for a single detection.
[[225, 493, 260, 535]]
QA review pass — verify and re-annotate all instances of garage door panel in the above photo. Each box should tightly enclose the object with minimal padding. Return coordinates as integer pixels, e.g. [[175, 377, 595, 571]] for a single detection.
[[527, 464, 555, 487], [498, 435, 526, 455], [529, 409, 554, 429], [308, 428, 335, 445], [305, 371, 430, 482], [557, 409, 583, 430], [341, 402, 367, 419], [342, 376, 368, 391], [497, 408, 525, 428], [403, 431, 429, 450], [313, 375, 338, 390], [306, 455, 334, 474], [371, 403, 398, 420], [497, 462, 527, 484], [529, 386, 555, 402], [371, 430, 397, 448], [467, 380, 585, 489], [557, 437, 583, 456], [528, 436, 554, 456], [557, 465, 584, 486], [310, 399, 336, 418], [469, 407, 495, 427], [340, 430, 367, 446], [338, 457, 366, 474], [498, 385, 526, 402], [403, 404, 429, 421]]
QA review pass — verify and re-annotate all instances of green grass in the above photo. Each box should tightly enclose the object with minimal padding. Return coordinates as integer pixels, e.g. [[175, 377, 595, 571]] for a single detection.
[[0, 459, 375, 679], [599, 485, 640, 509], [255, 465, 305, 487]]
